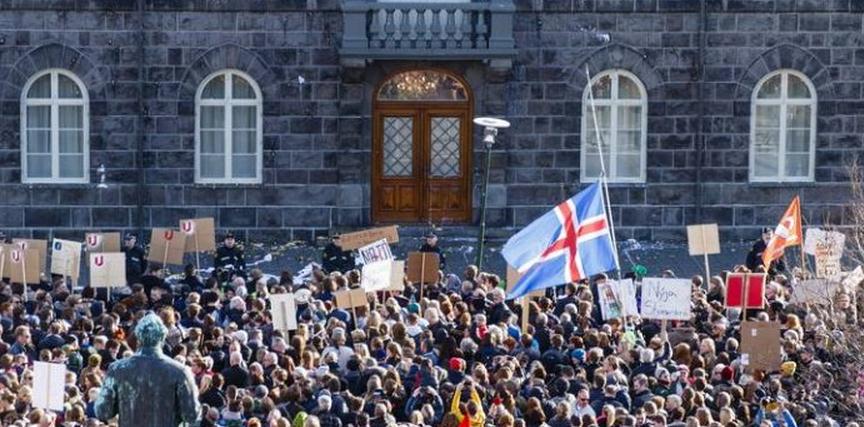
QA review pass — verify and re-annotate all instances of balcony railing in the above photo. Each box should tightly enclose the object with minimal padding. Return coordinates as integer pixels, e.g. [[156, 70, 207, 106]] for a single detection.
[[340, 0, 516, 69]]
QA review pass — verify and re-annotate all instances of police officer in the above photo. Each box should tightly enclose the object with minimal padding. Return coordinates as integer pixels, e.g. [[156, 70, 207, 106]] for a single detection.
[[122, 233, 147, 285], [419, 232, 446, 271], [215, 232, 246, 282], [322, 234, 355, 274]]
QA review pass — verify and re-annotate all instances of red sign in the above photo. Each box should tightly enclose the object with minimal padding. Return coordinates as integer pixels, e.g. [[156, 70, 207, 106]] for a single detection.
[[725, 273, 766, 309]]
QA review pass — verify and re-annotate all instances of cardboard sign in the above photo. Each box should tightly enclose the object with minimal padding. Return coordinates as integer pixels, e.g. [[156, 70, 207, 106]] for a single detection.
[[180, 217, 216, 253], [725, 273, 766, 309], [337, 226, 400, 251], [598, 280, 638, 320], [32, 362, 66, 411], [804, 228, 846, 255], [358, 239, 393, 265], [7, 248, 40, 284], [84, 232, 121, 253], [269, 293, 298, 332], [788, 279, 841, 305], [361, 260, 393, 292], [334, 288, 367, 309], [641, 278, 692, 320], [149, 228, 187, 266], [386, 260, 406, 292], [406, 252, 439, 284], [686, 224, 721, 256], [740, 322, 781, 373], [50, 239, 82, 280], [89, 253, 126, 288], [12, 239, 47, 275], [842, 266, 864, 291]]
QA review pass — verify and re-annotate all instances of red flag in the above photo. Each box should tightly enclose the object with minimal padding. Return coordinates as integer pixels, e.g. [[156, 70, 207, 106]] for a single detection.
[[762, 196, 802, 268]]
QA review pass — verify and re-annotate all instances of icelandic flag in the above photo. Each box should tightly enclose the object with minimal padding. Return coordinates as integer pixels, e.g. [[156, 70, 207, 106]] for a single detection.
[[503, 182, 618, 300]]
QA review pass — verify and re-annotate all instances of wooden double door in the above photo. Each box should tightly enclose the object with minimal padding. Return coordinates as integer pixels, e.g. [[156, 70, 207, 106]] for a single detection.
[[372, 105, 472, 223]]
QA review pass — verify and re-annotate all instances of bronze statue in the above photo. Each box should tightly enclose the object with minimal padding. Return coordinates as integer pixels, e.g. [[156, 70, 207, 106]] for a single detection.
[[95, 313, 201, 426]]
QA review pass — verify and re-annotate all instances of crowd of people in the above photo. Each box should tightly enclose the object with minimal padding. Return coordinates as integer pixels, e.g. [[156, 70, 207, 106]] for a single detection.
[[0, 230, 860, 427]]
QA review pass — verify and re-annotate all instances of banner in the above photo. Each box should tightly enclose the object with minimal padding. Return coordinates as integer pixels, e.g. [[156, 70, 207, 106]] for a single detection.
[[406, 252, 439, 284], [84, 232, 121, 253], [89, 253, 126, 288], [357, 239, 393, 265], [686, 224, 720, 256], [598, 279, 638, 320], [149, 228, 187, 266], [334, 288, 367, 309], [50, 239, 82, 280], [725, 273, 766, 309], [361, 259, 393, 292], [269, 293, 297, 332], [740, 322, 781, 373], [640, 278, 692, 320], [180, 217, 216, 253], [12, 239, 47, 275], [32, 362, 66, 411], [337, 226, 399, 251]]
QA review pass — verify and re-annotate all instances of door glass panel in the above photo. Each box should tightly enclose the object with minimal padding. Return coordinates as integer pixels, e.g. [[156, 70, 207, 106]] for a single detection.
[[382, 117, 414, 177], [430, 117, 461, 177]]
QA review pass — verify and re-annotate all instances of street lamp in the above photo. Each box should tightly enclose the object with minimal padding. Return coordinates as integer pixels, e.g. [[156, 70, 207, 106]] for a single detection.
[[473, 117, 510, 271]]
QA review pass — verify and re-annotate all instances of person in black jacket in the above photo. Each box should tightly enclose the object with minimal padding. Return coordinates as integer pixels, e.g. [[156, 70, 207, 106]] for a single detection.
[[419, 232, 446, 271], [121, 233, 147, 286], [746, 227, 786, 274], [322, 234, 355, 274], [214, 232, 246, 282]]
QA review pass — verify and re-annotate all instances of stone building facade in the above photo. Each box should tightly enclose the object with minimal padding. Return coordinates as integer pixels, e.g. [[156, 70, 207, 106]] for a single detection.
[[0, 0, 861, 245]]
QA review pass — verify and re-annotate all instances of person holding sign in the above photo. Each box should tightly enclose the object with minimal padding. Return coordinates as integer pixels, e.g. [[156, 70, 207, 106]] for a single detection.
[[746, 228, 786, 275], [214, 232, 246, 283], [122, 234, 147, 286]]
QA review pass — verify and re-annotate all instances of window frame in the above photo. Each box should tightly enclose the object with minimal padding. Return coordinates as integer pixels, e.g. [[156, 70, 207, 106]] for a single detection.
[[194, 69, 264, 185], [20, 68, 90, 184], [580, 69, 648, 184], [749, 69, 817, 183]]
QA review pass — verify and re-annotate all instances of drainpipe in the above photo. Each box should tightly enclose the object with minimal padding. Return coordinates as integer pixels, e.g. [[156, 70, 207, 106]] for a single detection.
[[135, 0, 146, 237], [695, 0, 706, 221]]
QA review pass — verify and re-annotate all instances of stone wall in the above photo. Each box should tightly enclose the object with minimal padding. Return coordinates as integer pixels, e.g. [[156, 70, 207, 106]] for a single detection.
[[0, 0, 861, 244]]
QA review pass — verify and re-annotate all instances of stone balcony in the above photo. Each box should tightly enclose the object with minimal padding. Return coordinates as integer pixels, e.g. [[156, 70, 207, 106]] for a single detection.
[[339, 0, 516, 70]]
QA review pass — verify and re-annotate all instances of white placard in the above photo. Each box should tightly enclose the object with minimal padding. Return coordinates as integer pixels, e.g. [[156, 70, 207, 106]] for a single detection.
[[357, 239, 393, 265], [598, 279, 638, 320], [269, 293, 297, 332], [361, 260, 393, 292], [33, 362, 66, 411], [842, 266, 864, 291], [640, 278, 692, 320], [804, 228, 845, 255]]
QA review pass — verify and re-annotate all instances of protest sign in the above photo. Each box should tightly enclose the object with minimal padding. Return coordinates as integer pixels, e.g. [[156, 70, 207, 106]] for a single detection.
[[406, 252, 439, 285], [740, 322, 781, 373], [687, 223, 720, 279], [12, 239, 47, 275], [386, 260, 406, 292], [814, 233, 844, 280], [334, 288, 367, 309], [84, 232, 121, 253], [725, 273, 766, 309], [50, 239, 82, 281], [361, 259, 393, 292], [89, 253, 126, 288], [641, 278, 692, 320], [842, 266, 864, 291], [269, 293, 297, 332], [337, 226, 399, 251], [789, 279, 841, 305], [149, 228, 187, 267], [358, 239, 393, 265], [7, 248, 40, 284], [804, 228, 846, 255], [32, 362, 66, 411], [180, 217, 216, 253], [598, 280, 638, 320], [0, 245, 5, 281]]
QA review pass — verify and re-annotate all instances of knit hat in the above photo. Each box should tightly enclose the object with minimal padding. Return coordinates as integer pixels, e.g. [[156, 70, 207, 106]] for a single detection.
[[780, 361, 797, 376], [449, 357, 464, 371], [721, 365, 735, 381]]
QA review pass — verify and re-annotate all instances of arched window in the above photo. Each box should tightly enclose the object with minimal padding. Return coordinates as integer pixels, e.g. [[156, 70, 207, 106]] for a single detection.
[[581, 70, 647, 183], [21, 69, 89, 183], [195, 70, 262, 184], [750, 70, 817, 182]]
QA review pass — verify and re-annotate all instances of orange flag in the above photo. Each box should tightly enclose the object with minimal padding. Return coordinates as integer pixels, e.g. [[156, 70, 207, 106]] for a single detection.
[[762, 196, 803, 268]]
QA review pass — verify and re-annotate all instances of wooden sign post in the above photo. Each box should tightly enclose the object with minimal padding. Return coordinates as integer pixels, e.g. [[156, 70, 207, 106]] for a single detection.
[[686, 224, 720, 280]]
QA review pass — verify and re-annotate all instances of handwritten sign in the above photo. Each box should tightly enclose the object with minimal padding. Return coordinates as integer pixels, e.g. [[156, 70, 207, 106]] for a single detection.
[[686, 224, 720, 256], [269, 293, 297, 332], [358, 239, 393, 265], [33, 362, 66, 411], [50, 239, 82, 280], [84, 232, 121, 253], [804, 228, 845, 255], [180, 217, 216, 253], [640, 278, 692, 320], [740, 322, 781, 373], [89, 253, 126, 288], [337, 226, 399, 251]]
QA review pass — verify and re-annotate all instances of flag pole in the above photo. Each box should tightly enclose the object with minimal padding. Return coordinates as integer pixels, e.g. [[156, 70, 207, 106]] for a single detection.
[[585, 66, 622, 275], [797, 195, 808, 277]]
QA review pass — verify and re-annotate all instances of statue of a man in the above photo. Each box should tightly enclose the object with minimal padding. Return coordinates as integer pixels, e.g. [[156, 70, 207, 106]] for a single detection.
[[95, 313, 201, 426]]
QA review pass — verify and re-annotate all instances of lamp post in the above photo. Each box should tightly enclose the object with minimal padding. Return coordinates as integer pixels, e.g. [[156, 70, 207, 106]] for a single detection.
[[473, 117, 510, 271]]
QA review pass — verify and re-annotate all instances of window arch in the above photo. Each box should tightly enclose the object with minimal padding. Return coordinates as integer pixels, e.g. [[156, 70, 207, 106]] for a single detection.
[[195, 70, 263, 184], [21, 69, 89, 183], [580, 70, 647, 183], [750, 70, 817, 182]]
